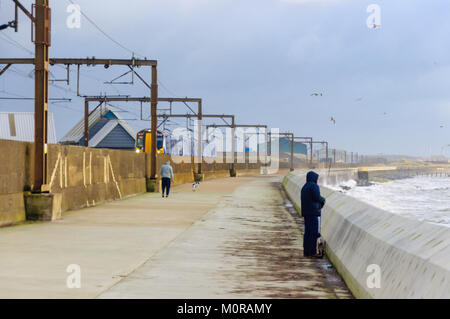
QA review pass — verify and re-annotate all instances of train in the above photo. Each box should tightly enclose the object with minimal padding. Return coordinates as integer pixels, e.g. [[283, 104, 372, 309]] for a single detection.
[[135, 129, 166, 154]]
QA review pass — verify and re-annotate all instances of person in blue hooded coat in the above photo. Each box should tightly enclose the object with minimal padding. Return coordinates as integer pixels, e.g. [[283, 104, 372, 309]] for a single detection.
[[301, 171, 326, 257]]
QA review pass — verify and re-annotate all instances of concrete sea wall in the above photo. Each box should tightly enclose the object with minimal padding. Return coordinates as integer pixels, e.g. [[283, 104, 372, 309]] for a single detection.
[[0, 139, 261, 227], [282, 170, 450, 298], [0, 140, 32, 226]]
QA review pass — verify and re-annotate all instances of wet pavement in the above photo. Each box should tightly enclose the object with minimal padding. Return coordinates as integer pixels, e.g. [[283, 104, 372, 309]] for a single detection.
[[100, 176, 352, 299], [0, 176, 256, 298]]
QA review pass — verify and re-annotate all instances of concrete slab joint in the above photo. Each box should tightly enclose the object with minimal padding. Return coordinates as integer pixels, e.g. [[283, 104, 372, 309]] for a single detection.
[[24, 193, 62, 222]]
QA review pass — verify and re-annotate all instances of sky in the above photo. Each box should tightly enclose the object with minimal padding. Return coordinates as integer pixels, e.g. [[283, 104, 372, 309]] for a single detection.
[[0, 0, 449, 157]]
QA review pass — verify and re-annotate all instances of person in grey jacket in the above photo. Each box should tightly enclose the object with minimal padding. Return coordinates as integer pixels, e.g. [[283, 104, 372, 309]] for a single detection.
[[160, 161, 174, 198]]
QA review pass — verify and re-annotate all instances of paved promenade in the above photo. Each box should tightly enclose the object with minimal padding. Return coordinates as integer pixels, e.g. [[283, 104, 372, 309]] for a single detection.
[[0, 175, 351, 299]]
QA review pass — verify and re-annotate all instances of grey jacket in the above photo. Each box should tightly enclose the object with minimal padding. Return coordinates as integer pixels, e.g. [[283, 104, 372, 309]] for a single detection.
[[160, 162, 174, 179]]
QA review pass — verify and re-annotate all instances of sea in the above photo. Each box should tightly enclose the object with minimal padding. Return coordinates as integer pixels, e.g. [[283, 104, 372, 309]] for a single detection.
[[328, 176, 450, 226]]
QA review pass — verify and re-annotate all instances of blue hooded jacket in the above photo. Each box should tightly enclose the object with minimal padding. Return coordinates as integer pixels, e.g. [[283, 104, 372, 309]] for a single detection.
[[300, 171, 326, 217]]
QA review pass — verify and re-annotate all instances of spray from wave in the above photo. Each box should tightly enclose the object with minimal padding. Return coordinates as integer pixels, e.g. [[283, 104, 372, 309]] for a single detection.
[[324, 176, 450, 226]]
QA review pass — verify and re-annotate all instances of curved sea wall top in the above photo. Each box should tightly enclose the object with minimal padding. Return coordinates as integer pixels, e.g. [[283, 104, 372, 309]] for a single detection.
[[282, 170, 450, 299]]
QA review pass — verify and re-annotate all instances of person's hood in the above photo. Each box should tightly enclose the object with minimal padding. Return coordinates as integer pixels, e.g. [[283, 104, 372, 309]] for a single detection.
[[163, 161, 170, 166], [306, 171, 319, 184]]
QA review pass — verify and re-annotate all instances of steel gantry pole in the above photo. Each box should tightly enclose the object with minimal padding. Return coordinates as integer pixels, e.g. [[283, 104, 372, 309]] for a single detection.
[[310, 141, 329, 166], [206, 124, 268, 167], [34, 0, 51, 192], [83, 96, 204, 175], [290, 134, 294, 171], [268, 132, 295, 171], [0, 56, 158, 190], [206, 118, 237, 174], [157, 97, 203, 174], [197, 100, 202, 174], [231, 116, 236, 174], [85, 96, 225, 174], [150, 65, 158, 180], [158, 113, 235, 174], [294, 137, 313, 165], [84, 99, 88, 146]]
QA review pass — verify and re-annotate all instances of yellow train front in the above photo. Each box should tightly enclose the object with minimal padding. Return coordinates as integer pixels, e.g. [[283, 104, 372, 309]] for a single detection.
[[136, 129, 166, 154]]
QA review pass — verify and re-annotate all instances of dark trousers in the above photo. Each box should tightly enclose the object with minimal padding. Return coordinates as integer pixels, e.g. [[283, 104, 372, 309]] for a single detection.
[[161, 177, 171, 197], [303, 216, 319, 256]]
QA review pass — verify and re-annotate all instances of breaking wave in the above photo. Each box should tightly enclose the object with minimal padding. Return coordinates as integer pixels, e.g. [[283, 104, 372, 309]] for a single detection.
[[326, 176, 450, 226]]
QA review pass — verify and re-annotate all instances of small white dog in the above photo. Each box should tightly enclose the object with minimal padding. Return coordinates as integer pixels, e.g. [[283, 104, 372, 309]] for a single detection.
[[192, 181, 200, 192]]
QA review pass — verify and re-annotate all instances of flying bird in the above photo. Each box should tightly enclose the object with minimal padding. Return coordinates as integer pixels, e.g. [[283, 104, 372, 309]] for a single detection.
[[441, 125, 444, 128], [355, 97, 363, 102], [372, 24, 381, 29], [330, 117, 336, 125], [311, 93, 323, 96]]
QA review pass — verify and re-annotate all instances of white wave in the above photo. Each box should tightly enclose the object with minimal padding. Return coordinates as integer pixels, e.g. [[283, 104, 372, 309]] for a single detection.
[[324, 179, 357, 191], [337, 176, 450, 226]]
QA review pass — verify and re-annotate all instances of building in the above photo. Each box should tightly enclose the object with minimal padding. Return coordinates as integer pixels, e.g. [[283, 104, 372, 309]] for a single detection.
[[60, 106, 136, 149], [279, 137, 307, 154], [0, 112, 57, 143], [259, 137, 307, 155]]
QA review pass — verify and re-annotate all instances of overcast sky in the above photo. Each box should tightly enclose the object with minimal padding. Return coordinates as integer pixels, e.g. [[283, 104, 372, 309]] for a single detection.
[[0, 0, 449, 157]]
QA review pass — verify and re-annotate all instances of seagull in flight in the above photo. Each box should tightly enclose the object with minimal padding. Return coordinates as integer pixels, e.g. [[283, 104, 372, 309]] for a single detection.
[[372, 24, 381, 29], [330, 117, 336, 125], [355, 97, 363, 102], [311, 93, 323, 97]]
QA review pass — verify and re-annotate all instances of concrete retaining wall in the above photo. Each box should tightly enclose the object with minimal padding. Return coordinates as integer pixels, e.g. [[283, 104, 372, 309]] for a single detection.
[[282, 171, 450, 298], [47, 144, 147, 213], [0, 140, 32, 226], [0, 140, 262, 227]]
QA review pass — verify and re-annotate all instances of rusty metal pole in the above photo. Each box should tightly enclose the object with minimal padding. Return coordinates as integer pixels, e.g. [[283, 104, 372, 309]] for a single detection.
[[84, 99, 89, 146], [197, 100, 202, 174], [33, 0, 50, 192], [269, 133, 294, 171], [333, 149, 336, 164], [264, 126, 268, 166], [293, 137, 312, 166], [231, 116, 236, 172], [150, 65, 158, 180], [290, 133, 294, 171]]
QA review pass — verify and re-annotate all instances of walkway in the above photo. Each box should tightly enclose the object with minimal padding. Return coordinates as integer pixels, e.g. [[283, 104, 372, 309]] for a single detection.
[[0, 175, 351, 299]]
